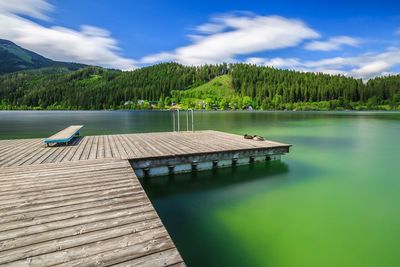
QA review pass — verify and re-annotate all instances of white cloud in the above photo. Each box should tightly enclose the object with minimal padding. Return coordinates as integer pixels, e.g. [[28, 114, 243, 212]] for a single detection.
[[140, 14, 320, 65], [0, 0, 52, 20], [246, 57, 302, 69], [350, 61, 390, 78], [245, 57, 268, 65], [195, 22, 227, 34], [0, 0, 135, 70], [140, 12, 393, 80], [396, 28, 400, 36], [244, 47, 400, 80], [304, 36, 360, 51], [141, 52, 175, 64]]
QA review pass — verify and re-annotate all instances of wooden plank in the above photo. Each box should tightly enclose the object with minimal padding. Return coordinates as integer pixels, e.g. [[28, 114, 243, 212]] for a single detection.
[[46, 138, 81, 163], [137, 135, 180, 156], [107, 134, 121, 158], [42, 145, 69, 164], [0, 179, 140, 207], [119, 134, 140, 158], [0, 142, 41, 167], [0, 139, 38, 161], [0, 159, 184, 267], [97, 135, 105, 159], [0, 195, 147, 225], [15, 147, 50, 166], [0, 188, 142, 217], [126, 134, 150, 157], [113, 135, 129, 159], [88, 135, 99, 160], [33, 146, 63, 165], [0, 162, 129, 180], [58, 138, 84, 162], [70, 136, 90, 161], [0, 168, 137, 188], [0, 197, 150, 232], [55, 235, 176, 267], [169, 263, 187, 267], [142, 134, 186, 155], [0, 209, 158, 246], [112, 248, 185, 267], [80, 136, 95, 160], [103, 135, 113, 158], [0, 221, 165, 264]]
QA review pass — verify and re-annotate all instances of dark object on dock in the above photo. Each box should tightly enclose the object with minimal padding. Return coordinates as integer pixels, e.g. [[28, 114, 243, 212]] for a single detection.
[[244, 134, 265, 141], [253, 135, 265, 141], [244, 134, 254, 139]]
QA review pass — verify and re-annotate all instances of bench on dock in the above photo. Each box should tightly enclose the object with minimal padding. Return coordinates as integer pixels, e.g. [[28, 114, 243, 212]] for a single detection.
[[43, 125, 83, 146]]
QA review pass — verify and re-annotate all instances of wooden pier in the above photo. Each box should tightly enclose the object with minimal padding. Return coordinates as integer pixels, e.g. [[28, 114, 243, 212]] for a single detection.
[[0, 130, 290, 266]]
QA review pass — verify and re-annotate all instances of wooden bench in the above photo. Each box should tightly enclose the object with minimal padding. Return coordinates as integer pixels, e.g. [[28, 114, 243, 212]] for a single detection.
[[43, 125, 83, 146]]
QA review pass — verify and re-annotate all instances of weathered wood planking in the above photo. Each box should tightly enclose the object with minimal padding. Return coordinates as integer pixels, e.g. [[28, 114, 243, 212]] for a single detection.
[[0, 130, 290, 266], [0, 130, 290, 168], [0, 159, 185, 267]]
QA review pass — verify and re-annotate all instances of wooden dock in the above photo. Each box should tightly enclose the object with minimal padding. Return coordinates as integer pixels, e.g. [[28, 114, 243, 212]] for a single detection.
[[0, 130, 290, 266], [0, 131, 289, 168]]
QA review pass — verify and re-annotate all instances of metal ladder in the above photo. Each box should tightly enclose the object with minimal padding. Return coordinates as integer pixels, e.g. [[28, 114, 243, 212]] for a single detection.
[[172, 109, 194, 132]]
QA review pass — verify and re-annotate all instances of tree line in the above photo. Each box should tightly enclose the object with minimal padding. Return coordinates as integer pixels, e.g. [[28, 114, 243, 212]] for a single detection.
[[0, 62, 399, 110]]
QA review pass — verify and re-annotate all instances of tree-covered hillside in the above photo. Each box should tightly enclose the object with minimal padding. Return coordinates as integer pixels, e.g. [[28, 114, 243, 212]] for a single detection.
[[0, 39, 86, 75], [0, 62, 399, 110]]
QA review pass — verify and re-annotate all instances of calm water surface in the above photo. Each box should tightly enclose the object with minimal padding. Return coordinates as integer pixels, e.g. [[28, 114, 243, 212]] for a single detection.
[[1, 110, 399, 267]]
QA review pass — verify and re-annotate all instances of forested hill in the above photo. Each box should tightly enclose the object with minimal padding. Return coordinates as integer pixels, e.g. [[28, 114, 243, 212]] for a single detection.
[[0, 39, 86, 74], [0, 62, 399, 111]]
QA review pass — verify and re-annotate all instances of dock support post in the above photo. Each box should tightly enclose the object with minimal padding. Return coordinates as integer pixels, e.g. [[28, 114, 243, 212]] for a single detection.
[[191, 161, 198, 171], [168, 165, 175, 175], [266, 155, 271, 161], [212, 160, 218, 169], [249, 156, 255, 163], [232, 158, 238, 166], [143, 167, 150, 177]]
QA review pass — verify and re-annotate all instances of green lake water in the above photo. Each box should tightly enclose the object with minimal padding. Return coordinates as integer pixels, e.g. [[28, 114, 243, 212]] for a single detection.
[[1, 110, 399, 267]]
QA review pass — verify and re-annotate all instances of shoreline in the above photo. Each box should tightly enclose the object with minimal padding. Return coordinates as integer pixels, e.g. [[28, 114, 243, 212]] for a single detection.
[[0, 109, 399, 113]]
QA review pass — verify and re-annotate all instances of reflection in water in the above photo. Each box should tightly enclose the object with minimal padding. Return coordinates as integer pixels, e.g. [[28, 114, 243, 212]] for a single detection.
[[142, 160, 289, 198], [142, 161, 293, 267]]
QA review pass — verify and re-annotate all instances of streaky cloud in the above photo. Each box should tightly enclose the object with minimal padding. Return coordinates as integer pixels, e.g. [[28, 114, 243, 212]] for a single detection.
[[245, 47, 400, 80], [0, 0, 136, 70], [0, 0, 52, 20], [304, 36, 360, 51], [140, 14, 320, 65]]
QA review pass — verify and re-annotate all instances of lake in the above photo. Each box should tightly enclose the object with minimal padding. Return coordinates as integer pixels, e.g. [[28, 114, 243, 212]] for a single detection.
[[1, 110, 399, 267]]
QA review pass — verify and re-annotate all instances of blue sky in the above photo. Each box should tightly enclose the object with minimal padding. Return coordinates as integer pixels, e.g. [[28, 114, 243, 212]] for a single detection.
[[1, 0, 400, 79]]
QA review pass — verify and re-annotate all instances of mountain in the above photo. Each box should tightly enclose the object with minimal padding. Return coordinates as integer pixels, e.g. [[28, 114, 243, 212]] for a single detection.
[[0, 39, 87, 74]]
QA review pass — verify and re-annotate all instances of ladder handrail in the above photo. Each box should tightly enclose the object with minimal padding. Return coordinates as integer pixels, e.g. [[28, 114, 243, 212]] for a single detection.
[[172, 110, 175, 132], [177, 109, 180, 132], [188, 109, 194, 132], [172, 109, 194, 132]]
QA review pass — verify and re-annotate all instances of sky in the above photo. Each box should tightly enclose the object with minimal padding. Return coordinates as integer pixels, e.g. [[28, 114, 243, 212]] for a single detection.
[[1, 0, 400, 79]]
